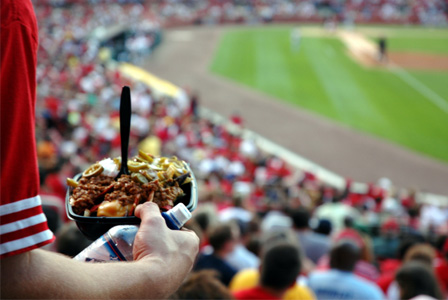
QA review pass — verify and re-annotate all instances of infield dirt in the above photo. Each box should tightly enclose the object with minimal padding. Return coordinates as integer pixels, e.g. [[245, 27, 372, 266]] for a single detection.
[[339, 30, 448, 70]]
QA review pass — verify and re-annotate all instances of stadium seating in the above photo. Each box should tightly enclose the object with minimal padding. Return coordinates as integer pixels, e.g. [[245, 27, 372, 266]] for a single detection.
[[32, 3, 447, 297]]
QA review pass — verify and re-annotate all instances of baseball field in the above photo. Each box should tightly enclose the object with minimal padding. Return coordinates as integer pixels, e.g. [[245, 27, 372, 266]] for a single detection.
[[210, 25, 448, 163]]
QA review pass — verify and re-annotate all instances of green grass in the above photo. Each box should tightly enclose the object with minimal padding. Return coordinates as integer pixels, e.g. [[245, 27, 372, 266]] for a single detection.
[[210, 26, 448, 163], [385, 37, 448, 54], [362, 25, 448, 53]]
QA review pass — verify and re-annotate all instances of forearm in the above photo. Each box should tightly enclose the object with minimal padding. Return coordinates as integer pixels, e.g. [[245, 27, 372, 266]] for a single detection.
[[1, 203, 199, 299], [1, 249, 191, 299]]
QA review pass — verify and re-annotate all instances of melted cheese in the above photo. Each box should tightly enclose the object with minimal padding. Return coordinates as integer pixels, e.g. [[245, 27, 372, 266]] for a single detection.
[[97, 200, 133, 217]]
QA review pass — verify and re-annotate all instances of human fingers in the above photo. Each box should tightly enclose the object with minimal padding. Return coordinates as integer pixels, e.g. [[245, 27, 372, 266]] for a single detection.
[[134, 201, 161, 222], [133, 202, 198, 258]]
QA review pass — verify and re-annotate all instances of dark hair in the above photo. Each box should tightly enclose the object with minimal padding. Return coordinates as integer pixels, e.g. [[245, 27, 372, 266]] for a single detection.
[[343, 216, 354, 228], [329, 240, 360, 271], [397, 236, 425, 260], [435, 235, 447, 257], [232, 196, 243, 208], [396, 261, 443, 300], [260, 243, 301, 290], [193, 212, 210, 232], [246, 235, 261, 257], [314, 219, 332, 236], [170, 270, 234, 299], [289, 207, 310, 229], [208, 223, 235, 251]]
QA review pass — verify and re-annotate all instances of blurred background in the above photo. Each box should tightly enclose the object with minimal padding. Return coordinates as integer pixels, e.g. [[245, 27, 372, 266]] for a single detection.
[[32, 0, 447, 298]]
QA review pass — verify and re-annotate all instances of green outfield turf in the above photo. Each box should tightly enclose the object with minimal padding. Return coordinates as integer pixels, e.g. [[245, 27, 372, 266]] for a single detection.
[[362, 26, 448, 54], [210, 26, 448, 163]]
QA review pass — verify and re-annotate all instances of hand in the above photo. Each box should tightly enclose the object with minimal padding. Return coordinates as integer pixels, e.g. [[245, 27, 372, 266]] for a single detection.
[[133, 202, 199, 280], [1, 203, 199, 300]]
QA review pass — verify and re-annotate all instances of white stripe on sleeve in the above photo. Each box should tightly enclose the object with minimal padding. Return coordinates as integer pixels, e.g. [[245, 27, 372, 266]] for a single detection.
[[0, 196, 42, 216], [0, 230, 54, 255], [0, 214, 48, 234]]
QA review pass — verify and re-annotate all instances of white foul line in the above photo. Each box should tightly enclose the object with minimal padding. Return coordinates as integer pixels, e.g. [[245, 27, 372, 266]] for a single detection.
[[389, 64, 448, 114], [337, 30, 448, 115]]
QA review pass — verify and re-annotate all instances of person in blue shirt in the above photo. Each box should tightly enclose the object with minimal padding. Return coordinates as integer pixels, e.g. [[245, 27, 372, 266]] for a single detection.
[[194, 222, 238, 286], [308, 240, 384, 300]]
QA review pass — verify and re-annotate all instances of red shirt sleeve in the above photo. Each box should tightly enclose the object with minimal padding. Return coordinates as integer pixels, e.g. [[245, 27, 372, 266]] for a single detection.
[[1, 0, 55, 259]]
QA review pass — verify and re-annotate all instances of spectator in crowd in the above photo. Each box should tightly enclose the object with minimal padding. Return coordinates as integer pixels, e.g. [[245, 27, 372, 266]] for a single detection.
[[313, 193, 360, 233], [260, 203, 293, 233], [225, 219, 261, 271], [230, 230, 315, 300], [335, 216, 379, 281], [170, 270, 235, 300], [315, 217, 379, 282], [230, 110, 244, 127], [10, 1, 448, 299], [386, 242, 440, 300], [395, 261, 443, 300], [376, 235, 426, 295], [219, 196, 253, 224], [434, 237, 448, 295], [403, 243, 437, 265], [373, 218, 401, 261], [153, 0, 448, 26], [1, 1, 199, 299], [308, 240, 384, 300], [192, 210, 213, 249], [312, 219, 332, 236], [194, 222, 239, 286], [233, 242, 302, 300], [289, 207, 330, 264]]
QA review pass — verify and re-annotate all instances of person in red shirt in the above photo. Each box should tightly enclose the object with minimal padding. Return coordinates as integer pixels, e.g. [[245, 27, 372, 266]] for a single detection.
[[1, 1, 199, 298], [230, 111, 244, 127], [376, 236, 425, 294], [1, 0, 55, 258], [233, 242, 301, 300], [434, 238, 448, 296]]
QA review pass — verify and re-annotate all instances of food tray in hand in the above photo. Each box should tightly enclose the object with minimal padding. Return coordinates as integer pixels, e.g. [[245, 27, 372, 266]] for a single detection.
[[65, 153, 198, 240]]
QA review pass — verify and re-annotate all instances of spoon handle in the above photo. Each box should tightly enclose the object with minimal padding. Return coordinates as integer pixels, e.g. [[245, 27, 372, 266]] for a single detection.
[[120, 86, 131, 175]]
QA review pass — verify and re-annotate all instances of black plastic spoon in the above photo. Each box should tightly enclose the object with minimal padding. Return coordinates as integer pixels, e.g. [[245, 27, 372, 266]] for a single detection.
[[116, 86, 131, 179]]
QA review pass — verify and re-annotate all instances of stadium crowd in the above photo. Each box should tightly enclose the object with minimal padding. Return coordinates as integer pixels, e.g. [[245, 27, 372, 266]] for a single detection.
[[33, 0, 448, 26], [151, 0, 448, 27], [10, 0, 448, 299]]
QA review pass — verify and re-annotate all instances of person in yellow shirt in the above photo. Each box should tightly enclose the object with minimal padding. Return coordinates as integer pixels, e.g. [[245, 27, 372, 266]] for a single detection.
[[230, 268, 315, 300]]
